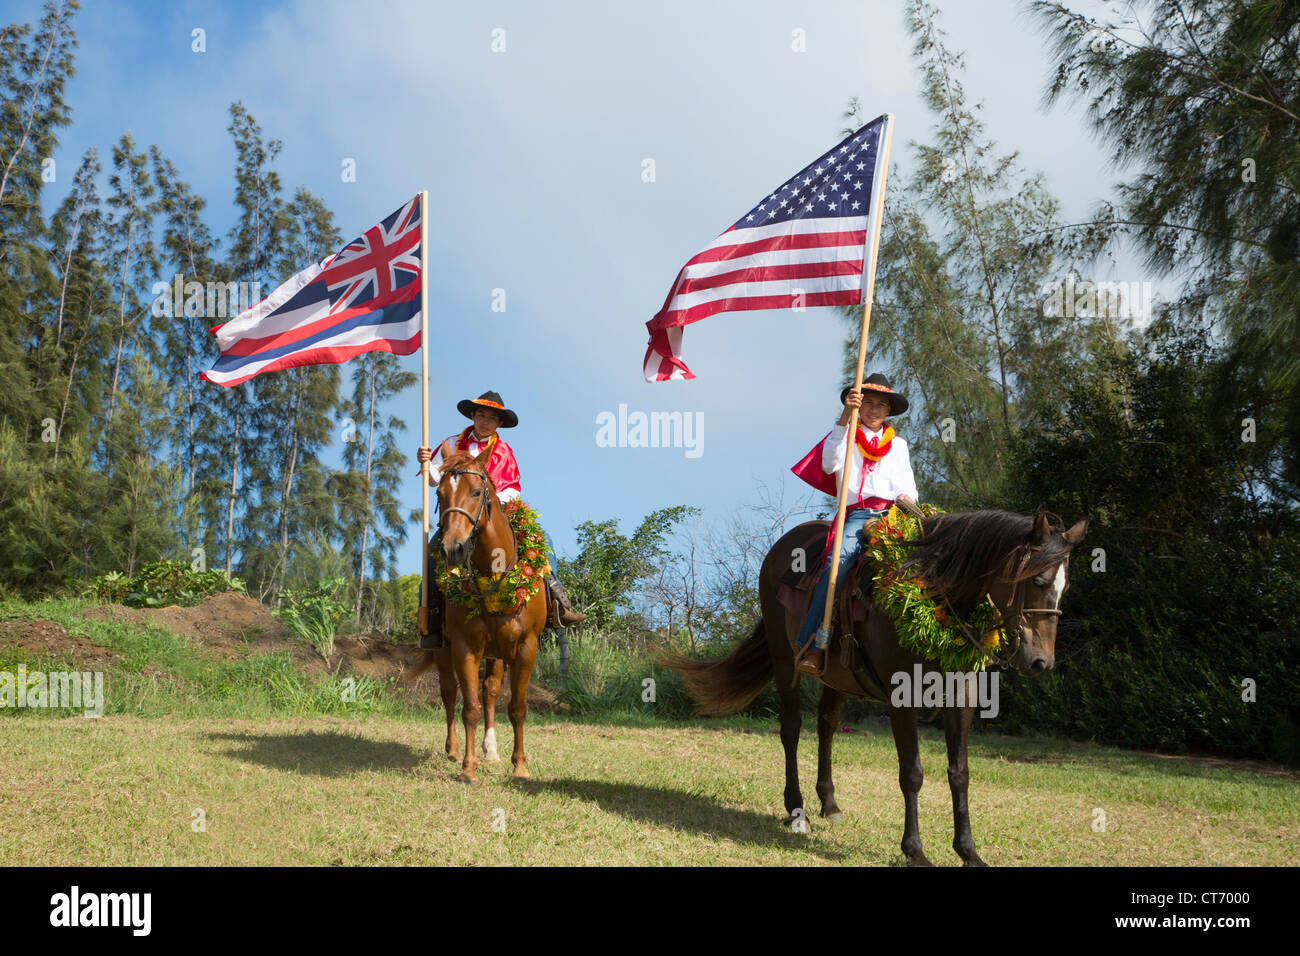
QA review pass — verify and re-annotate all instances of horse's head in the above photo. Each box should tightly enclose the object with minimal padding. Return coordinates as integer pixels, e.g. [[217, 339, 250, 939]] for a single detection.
[[987, 503, 1088, 676], [435, 440, 498, 566]]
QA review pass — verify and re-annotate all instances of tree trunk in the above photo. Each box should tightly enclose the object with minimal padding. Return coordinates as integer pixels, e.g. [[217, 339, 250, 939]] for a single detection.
[[277, 377, 301, 596], [52, 202, 82, 352], [0, 3, 64, 207], [53, 314, 88, 465], [106, 212, 135, 432]]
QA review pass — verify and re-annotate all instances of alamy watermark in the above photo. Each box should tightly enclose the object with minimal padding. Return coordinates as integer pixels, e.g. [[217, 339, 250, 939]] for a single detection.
[[890, 664, 999, 718], [151, 274, 262, 320], [595, 404, 703, 459], [0, 666, 103, 717], [49, 886, 150, 936], [1040, 276, 1153, 322]]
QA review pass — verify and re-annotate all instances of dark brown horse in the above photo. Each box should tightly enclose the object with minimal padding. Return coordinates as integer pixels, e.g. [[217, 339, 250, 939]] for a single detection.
[[668, 503, 1087, 865], [406, 441, 547, 783]]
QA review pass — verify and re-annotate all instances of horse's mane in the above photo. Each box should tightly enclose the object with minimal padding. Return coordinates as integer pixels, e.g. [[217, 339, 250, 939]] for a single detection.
[[439, 450, 480, 472], [897, 509, 1072, 612]]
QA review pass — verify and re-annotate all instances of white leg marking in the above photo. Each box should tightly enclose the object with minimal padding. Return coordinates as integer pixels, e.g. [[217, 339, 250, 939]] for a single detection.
[[483, 727, 500, 762]]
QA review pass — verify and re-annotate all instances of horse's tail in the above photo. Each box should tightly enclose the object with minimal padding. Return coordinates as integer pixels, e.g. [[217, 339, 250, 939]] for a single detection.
[[662, 620, 773, 716], [402, 648, 440, 684]]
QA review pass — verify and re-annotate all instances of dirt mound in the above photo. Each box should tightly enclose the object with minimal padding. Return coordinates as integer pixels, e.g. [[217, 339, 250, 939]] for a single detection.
[[83, 592, 294, 660], [0, 619, 122, 667]]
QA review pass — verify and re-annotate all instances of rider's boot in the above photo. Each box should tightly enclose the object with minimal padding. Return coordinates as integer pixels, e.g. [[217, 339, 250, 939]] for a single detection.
[[547, 575, 587, 627]]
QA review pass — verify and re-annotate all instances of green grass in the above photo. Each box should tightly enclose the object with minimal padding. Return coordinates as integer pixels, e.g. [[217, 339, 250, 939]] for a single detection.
[[2, 596, 1297, 865], [1, 713, 1295, 866]]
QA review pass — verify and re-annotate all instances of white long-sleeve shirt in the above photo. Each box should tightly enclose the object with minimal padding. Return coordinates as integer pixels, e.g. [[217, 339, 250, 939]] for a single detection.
[[426, 434, 521, 503], [822, 422, 919, 507]]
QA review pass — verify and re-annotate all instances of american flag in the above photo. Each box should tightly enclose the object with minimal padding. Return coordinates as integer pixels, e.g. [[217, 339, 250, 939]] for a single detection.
[[202, 194, 423, 387], [643, 115, 890, 382]]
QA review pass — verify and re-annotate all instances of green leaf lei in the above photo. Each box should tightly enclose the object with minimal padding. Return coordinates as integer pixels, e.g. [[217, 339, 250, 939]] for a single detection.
[[864, 504, 1003, 672], [435, 500, 549, 618]]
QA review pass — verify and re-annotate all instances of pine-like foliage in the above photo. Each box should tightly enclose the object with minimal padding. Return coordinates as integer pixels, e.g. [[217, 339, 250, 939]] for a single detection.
[[1030, 0, 1300, 500], [840, 0, 1127, 509]]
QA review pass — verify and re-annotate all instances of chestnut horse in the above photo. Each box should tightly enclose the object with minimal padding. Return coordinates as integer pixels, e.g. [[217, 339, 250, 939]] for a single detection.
[[408, 441, 547, 783], [668, 504, 1087, 865]]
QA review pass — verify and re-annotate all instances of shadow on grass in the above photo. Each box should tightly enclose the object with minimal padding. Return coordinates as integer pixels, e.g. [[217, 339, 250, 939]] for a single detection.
[[519, 776, 863, 862], [206, 730, 426, 777]]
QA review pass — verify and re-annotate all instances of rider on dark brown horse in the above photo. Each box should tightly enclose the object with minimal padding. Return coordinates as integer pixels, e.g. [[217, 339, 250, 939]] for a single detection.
[[790, 373, 919, 675], [416, 390, 586, 646]]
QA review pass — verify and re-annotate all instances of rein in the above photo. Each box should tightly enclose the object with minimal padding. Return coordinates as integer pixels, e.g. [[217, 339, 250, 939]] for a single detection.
[[438, 466, 518, 604]]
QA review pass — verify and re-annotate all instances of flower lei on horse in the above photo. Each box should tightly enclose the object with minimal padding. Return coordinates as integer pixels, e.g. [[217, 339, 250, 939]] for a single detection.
[[865, 503, 1003, 672], [435, 499, 550, 617]]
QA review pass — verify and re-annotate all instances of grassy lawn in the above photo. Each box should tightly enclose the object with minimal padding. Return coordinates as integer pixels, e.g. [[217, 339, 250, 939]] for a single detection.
[[2, 595, 1296, 866], [2, 712, 1296, 866]]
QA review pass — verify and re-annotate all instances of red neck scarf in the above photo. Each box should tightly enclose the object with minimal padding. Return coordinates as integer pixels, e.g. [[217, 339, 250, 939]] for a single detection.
[[855, 424, 894, 469], [456, 425, 497, 457]]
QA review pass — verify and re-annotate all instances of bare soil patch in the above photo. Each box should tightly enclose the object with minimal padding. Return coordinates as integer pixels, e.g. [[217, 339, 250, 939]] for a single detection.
[[0, 619, 122, 667]]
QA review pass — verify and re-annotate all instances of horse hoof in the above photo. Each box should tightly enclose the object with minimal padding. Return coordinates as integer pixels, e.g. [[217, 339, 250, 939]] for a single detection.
[[458, 774, 480, 786], [962, 855, 988, 867], [511, 767, 530, 781], [445, 751, 460, 762], [483, 753, 502, 763], [906, 854, 935, 867], [784, 809, 811, 834], [822, 811, 844, 825]]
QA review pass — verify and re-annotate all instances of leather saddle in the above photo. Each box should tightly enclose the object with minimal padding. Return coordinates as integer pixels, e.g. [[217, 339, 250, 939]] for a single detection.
[[776, 521, 891, 702]]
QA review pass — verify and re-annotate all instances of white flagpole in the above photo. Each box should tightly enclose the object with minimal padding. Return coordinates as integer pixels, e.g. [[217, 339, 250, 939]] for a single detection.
[[418, 190, 431, 638], [814, 114, 895, 653]]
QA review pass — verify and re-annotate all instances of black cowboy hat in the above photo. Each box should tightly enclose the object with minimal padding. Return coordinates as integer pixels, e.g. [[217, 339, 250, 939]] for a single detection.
[[841, 373, 908, 417], [457, 390, 518, 428]]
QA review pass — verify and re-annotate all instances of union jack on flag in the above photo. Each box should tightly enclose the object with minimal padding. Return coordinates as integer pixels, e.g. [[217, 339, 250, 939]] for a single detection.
[[202, 194, 423, 387], [643, 115, 890, 382]]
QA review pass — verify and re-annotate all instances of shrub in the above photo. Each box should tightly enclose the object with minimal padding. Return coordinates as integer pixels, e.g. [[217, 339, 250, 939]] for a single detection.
[[90, 560, 246, 608], [277, 578, 350, 660]]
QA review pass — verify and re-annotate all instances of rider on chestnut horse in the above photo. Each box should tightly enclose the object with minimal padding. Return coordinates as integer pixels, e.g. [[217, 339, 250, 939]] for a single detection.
[[416, 390, 586, 647], [790, 373, 919, 676]]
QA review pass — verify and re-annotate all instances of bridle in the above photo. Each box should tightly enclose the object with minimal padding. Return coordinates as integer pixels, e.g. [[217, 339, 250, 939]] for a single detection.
[[437, 466, 517, 601], [950, 543, 1066, 669], [891, 500, 1068, 669]]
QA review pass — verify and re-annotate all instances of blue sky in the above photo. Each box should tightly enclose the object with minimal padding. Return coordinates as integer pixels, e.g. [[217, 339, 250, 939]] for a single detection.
[[12, 0, 1141, 571]]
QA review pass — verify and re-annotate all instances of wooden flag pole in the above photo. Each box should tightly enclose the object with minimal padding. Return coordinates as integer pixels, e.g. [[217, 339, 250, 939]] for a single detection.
[[418, 190, 431, 637], [814, 114, 895, 652]]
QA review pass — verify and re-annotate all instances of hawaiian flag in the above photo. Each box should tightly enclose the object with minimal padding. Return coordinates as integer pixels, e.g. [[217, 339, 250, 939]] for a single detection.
[[643, 115, 889, 382], [202, 195, 423, 387]]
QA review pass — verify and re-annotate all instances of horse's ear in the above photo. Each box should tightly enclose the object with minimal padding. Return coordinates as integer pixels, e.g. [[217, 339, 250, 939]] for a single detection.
[[474, 441, 493, 466], [439, 439, 453, 461], [1062, 517, 1089, 547], [1032, 503, 1052, 545]]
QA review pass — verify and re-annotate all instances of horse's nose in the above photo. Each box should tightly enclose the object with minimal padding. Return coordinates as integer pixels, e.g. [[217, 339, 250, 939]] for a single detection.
[[1029, 656, 1053, 674], [445, 541, 466, 565]]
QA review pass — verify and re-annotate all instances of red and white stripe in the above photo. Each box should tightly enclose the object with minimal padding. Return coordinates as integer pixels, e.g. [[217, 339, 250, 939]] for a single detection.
[[643, 217, 867, 381], [643, 118, 890, 382]]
